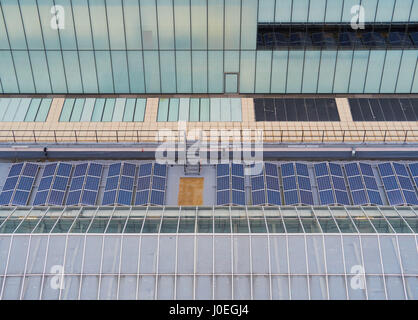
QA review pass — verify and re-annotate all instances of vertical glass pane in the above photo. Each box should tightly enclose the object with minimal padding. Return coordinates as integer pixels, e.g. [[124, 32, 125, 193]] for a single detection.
[[143, 51, 161, 93], [290, 276, 309, 300], [208, 51, 223, 93], [192, 51, 207, 93], [380, 51, 402, 93], [255, 51, 272, 93], [240, 51, 256, 93], [214, 235, 231, 274], [191, 0, 207, 49], [79, 51, 99, 93], [101, 236, 121, 274], [95, 51, 114, 93], [189, 99, 200, 122], [302, 51, 320, 93], [196, 275, 212, 299], [224, 0, 240, 49], [288, 236, 307, 274], [160, 51, 176, 93], [176, 51, 192, 93], [196, 235, 213, 274], [208, 0, 223, 49], [174, 0, 191, 49], [178, 236, 194, 274], [111, 51, 129, 93], [317, 51, 337, 93], [287, 51, 304, 93]]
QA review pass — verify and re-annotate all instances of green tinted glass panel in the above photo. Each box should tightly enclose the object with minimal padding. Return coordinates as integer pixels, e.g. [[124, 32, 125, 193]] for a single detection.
[[168, 98, 179, 121], [133, 99, 146, 122], [102, 99, 116, 122], [91, 98, 106, 121], [123, 99, 136, 121], [70, 99, 85, 122], [60, 98, 75, 122]]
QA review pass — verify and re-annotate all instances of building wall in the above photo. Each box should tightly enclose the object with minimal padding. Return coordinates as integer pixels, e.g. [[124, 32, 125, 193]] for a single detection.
[[0, 0, 417, 94]]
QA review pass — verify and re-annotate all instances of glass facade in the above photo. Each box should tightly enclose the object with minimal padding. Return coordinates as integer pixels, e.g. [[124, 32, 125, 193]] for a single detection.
[[0, 98, 52, 122], [0, 0, 416, 94], [0, 206, 417, 300]]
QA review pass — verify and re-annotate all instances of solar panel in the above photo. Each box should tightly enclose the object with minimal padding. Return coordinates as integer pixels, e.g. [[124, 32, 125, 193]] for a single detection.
[[378, 162, 404, 206], [408, 163, 418, 189], [392, 162, 418, 205], [250, 166, 266, 206], [281, 162, 312, 205], [81, 163, 103, 206], [150, 163, 167, 206], [48, 162, 72, 205], [314, 162, 336, 206], [0, 163, 24, 206], [135, 163, 155, 206], [231, 163, 245, 206], [103, 162, 136, 206], [329, 163, 350, 205], [358, 163, 383, 205], [217, 164, 230, 206]]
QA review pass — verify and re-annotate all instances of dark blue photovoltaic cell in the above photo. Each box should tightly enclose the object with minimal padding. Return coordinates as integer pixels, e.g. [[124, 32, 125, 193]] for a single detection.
[[403, 191, 418, 205], [17, 176, 35, 191], [345, 163, 360, 176], [252, 190, 265, 205], [52, 176, 68, 191], [266, 176, 279, 190], [295, 163, 309, 177], [251, 176, 264, 191], [43, 163, 57, 177], [231, 163, 244, 177], [297, 176, 311, 191], [284, 190, 298, 205], [0, 191, 13, 205], [314, 163, 328, 177], [73, 163, 88, 177], [352, 190, 368, 205], [122, 163, 136, 177], [319, 190, 334, 205], [135, 190, 149, 205], [363, 176, 378, 190], [153, 163, 167, 177], [139, 163, 152, 177], [120, 176, 134, 190], [232, 176, 244, 191], [414, 177, 418, 187], [84, 177, 100, 191], [69, 177, 84, 191], [88, 163, 103, 177], [335, 190, 350, 205], [66, 191, 82, 205], [33, 191, 48, 205], [105, 176, 119, 191], [393, 163, 408, 176], [265, 163, 278, 176], [217, 164, 229, 177], [409, 163, 418, 176], [48, 190, 65, 205], [267, 190, 281, 205], [348, 176, 363, 191], [387, 190, 404, 206], [137, 176, 151, 191], [12, 191, 30, 206], [378, 163, 394, 177], [232, 190, 245, 205], [299, 190, 314, 205], [150, 190, 164, 205], [329, 163, 343, 176], [281, 163, 294, 177], [317, 176, 332, 191], [102, 190, 117, 205], [81, 190, 97, 205], [56, 163, 72, 177], [332, 176, 346, 191], [117, 190, 133, 205], [3, 177, 18, 191], [382, 176, 398, 191], [217, 190, 230, 205], [152, 176, 166, 191], [108, 163, 122, 177], [359, 163, 374, 177], [398, 176, 414, 190], [22, 163, 38, 177], [8, 163, 24, 177], [367, 191, 383, 205], [283, 176, 297, 190]]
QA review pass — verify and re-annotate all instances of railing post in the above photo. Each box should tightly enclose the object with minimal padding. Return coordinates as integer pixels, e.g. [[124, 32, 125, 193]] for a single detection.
[[321, 130, 325, 143], [12, 130, 15, 143], [280, 130, 283, 143], [363, 130, 366, 143], [74, 130, 77, 143], [137, 130, 139, 142], [383, 130, 387, 142], [342, 130, 345, 142], [33, 130, 36, 143], [95, 130, 98, 143], [116, 130, 119, 143], [54, 130, 57, 143], [404, 130, 408, 143], [301, 130, 304, 142]]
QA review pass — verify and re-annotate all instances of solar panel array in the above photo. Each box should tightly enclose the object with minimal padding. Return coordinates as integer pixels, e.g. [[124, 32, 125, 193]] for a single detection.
[[33, 163, 72, 206], [378, 162, 418, 206], [408, 163, 418, 189], [216, 164, 230, 206], [150, 163, 168, 205], [281, 163, 314, 205], [66, 163, 103, 206], [103, 162, 136, 206], [231, 163, 245, 206], [344, 162, 383, 205], [314, 162, 350, 205], [0, 163, 39, 206], [135, 163, 153, 205]]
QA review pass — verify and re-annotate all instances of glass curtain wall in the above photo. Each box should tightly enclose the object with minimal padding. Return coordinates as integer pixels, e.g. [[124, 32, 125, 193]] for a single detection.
[[0, 0, 417, 94]]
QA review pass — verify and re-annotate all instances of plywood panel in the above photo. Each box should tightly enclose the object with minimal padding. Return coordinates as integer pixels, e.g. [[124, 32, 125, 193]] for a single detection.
[[178, 177, 204, 206]]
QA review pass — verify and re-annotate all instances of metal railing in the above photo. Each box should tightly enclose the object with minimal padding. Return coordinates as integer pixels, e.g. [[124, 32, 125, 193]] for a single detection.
[[0, 129, 417, 144]]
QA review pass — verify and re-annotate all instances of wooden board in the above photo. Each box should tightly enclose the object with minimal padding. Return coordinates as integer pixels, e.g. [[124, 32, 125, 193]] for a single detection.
[[178, 177, 204, 206]]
